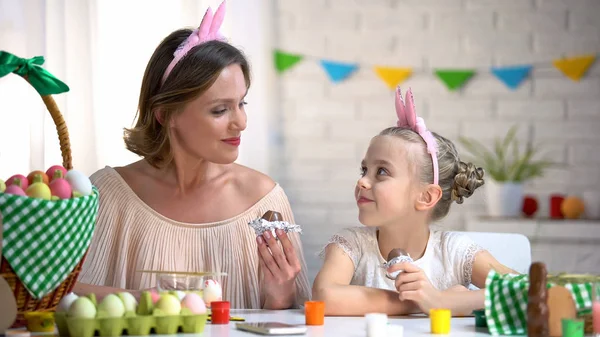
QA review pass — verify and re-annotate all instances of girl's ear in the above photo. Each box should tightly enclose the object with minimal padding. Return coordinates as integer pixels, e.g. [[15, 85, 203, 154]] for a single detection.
[[415, 184, 443, 211]]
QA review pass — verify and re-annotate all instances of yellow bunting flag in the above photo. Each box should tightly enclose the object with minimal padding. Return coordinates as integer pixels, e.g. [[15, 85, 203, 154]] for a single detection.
[[552, 54, 596, 82], [373, 66, 413, 89]]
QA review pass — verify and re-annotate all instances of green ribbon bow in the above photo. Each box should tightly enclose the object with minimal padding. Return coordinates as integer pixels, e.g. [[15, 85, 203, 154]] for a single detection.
[[0, 51, 69, 96]]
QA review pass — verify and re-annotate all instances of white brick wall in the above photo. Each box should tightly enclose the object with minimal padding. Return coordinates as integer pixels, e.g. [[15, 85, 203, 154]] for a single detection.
[[274, 0, 600, 282]]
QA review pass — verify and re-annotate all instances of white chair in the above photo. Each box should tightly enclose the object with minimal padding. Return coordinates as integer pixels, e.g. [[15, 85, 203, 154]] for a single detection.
[[454, 231, 532, 275]]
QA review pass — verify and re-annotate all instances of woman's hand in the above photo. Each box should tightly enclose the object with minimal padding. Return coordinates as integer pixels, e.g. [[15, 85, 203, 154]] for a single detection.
[[389, 262, 443, 314], [257, 229, 301, 309]]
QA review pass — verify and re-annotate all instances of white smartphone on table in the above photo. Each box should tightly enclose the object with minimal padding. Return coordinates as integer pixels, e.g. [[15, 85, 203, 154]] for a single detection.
[[236, 322, 308, 335]]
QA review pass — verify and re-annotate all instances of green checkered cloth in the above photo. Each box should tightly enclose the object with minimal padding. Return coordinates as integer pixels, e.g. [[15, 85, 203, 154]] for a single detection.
[[0, 187, 98, 299], [484, 270, 594, 336]]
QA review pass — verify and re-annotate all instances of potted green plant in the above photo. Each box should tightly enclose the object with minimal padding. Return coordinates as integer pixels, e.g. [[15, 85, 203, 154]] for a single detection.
[[458, 125, 553, 217]]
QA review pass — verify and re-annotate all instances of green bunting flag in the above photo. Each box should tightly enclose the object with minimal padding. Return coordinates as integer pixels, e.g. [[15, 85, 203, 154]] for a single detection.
[[434, 69, 476, 91], [274, 50, 303, 73]]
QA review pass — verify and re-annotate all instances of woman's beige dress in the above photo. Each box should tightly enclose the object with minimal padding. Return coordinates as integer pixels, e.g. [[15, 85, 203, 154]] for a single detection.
[[78, 167, 311, 309]]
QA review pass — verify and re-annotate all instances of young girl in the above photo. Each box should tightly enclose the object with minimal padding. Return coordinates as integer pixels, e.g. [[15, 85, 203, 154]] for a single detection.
[[312, 87, 517, 316]]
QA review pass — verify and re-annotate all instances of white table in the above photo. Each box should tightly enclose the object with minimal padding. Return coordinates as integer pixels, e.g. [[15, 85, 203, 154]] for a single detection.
[[9, 309, 492, 337], [160, 309, 489, 337]]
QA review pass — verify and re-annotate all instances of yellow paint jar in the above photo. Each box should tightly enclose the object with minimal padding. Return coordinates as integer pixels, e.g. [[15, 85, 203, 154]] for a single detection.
[[430, 308, 451, 334], [24, 311, 55, 333]]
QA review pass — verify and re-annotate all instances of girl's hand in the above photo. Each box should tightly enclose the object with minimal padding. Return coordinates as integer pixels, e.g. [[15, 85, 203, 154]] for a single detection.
[[389, 262, 443, 314], [257, 229, 301, 309]]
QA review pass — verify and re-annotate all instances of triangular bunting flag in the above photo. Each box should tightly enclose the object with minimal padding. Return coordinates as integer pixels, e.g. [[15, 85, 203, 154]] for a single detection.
[[553, 54, 596, 82], [491, 65, 533, 90], [274, 50, 303, 73], [434, 69, 475, 91], [320, 60, 359, 83], [373, 66, 413, 89]]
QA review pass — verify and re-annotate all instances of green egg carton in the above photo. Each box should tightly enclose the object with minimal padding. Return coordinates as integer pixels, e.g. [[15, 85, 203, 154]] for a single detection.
[[54, 312, 208, 337]]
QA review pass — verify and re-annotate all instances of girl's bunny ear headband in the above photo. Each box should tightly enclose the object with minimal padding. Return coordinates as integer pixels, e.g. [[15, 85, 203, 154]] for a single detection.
[[161, 0, 228, 85], [395, 86, 439, 185]]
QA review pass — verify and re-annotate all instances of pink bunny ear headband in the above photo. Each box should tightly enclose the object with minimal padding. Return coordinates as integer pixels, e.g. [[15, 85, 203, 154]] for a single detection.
[[161, 1, 228, 85], [395, 87, 439, 185]]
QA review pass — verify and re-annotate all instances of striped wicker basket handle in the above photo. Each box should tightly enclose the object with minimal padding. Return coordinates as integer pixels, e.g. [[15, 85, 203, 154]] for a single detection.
[[0, 51, 73, 170], [38, 94, 73, 170]]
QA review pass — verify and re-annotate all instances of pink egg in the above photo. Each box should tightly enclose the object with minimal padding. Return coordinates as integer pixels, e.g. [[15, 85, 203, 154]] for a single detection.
[[150, 290, 161, 304], [6, 174, 28, 190], [46, 165, 67, 182], [50, 178, 72, 199], [5, 185, 26, 196], [181, 293, 207, 314]]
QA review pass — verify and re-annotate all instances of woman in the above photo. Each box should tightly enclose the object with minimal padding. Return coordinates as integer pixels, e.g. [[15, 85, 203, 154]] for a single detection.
[[74, 3, 310, 309]]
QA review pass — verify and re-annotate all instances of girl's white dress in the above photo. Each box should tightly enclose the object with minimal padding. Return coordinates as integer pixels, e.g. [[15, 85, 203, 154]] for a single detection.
[[321, 226, 485, 291]]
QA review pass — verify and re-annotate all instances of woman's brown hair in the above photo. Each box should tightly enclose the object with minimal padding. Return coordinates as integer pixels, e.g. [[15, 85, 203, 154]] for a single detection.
[[124, 29, 251, 167]]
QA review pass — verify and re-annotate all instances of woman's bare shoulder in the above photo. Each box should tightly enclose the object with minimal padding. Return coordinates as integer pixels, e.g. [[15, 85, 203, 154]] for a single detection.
[[112, 161, 150, 184], [232, 164, 277, 200]]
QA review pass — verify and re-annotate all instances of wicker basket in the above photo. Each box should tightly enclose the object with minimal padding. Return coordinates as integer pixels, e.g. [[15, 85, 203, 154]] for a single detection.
[[547, 274, 599, 334], [0, 70, 89, 328]]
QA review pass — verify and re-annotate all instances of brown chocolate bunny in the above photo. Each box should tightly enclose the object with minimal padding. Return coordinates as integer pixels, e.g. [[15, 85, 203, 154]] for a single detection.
[[527, 262, 549, 337]]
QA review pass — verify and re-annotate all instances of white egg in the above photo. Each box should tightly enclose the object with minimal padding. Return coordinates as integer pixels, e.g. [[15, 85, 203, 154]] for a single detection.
[[98, 294, 126, 318], [68, 297, 97, 318], [57, 292, 79, 312], [203, 279, 222, 305], [118, 292, 138, 312], [65, 169, 93, 196]]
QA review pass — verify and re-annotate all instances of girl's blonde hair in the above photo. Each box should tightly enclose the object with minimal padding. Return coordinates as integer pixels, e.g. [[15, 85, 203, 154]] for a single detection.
[[379, 127, 485, 221]]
